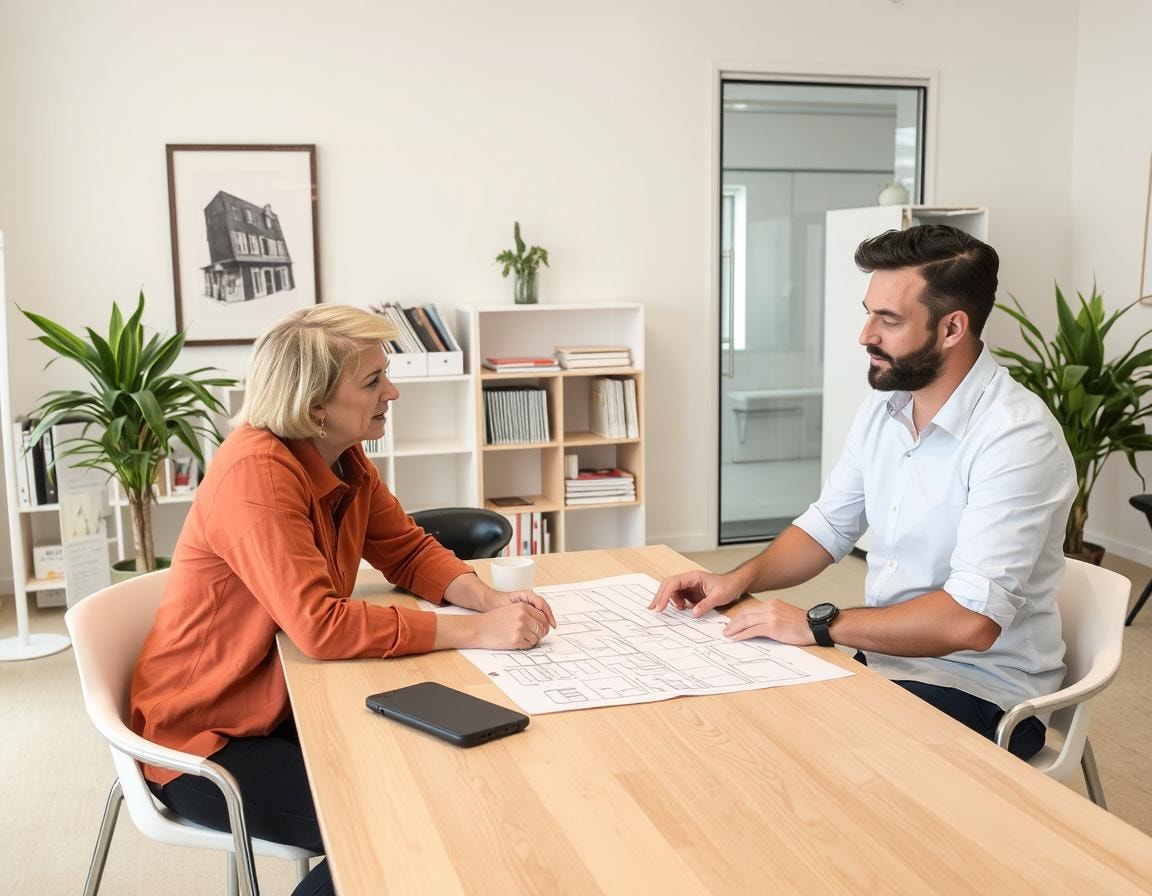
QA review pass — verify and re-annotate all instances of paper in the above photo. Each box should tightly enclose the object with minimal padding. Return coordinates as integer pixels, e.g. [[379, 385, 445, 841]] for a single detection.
[[428, 573, 852, 715]]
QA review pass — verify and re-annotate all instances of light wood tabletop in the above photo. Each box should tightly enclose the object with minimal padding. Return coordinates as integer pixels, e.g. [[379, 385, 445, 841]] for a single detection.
[[279, 545, 1152, 895]]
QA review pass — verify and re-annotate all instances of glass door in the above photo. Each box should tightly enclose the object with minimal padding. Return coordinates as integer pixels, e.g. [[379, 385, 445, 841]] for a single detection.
[[718, 80, 925, 544]]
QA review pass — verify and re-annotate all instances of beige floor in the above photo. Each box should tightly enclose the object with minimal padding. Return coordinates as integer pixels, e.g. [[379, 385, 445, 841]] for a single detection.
[[1, 548, 1150, 894]]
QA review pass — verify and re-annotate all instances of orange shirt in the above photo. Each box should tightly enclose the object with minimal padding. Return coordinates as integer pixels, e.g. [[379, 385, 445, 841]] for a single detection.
[[130, 425, 471, 785]]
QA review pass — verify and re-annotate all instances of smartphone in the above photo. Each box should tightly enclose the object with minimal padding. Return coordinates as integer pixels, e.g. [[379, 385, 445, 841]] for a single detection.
[[366, 682, 529, 747]]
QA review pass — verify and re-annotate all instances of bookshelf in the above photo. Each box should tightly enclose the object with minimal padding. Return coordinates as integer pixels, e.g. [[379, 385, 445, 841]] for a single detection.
[[0, 232, 74, 658], [456, 304, 646, 552]]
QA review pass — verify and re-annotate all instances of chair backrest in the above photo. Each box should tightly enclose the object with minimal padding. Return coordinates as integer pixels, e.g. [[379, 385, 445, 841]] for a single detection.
[[1043, 558, 1130, 776], [411, 507, 514, 560], [63, 570, 205, 839]]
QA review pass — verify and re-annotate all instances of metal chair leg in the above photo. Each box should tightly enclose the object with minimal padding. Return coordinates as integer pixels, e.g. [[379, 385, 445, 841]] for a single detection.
[[295, 858, 311, 882], [227, 852, 239, 896], [1125, 578, 1152, 626], [82, 779, 124, 896], [1081, 738, 1108, 809]]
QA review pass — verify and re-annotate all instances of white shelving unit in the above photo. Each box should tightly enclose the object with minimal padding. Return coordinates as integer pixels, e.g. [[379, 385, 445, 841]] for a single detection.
[[0, 231, 73, 659], [456, 303, 646, 553], [822, 205, 988, 550]]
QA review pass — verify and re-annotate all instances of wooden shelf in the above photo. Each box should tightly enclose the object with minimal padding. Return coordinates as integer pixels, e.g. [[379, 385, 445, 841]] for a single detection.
[[560, 366, 641, 377], [482, 441, 559, 452], [562, 431, 641, 447], [563, 500, 641, 511], [484, 495, 562, 514], [459, 303, 646, 553]]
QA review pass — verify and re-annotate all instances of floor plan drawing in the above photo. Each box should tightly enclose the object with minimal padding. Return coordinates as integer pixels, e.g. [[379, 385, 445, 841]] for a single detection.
[[449, 573, 852, 714]]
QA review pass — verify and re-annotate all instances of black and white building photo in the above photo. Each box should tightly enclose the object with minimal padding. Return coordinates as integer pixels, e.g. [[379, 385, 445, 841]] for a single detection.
[[200, 191, 295, 302]]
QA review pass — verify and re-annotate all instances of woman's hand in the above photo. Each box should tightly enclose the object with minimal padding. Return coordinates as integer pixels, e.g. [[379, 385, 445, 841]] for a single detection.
[[443, 573, 557, 629], [434, 602, 552, 651]]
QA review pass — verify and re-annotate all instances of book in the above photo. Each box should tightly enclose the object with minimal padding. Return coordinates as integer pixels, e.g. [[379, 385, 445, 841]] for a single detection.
[[622, 378, 639, 438], [413, 306, 448, 351], [558, 358, 631, 369], [403, 307, 442, 352], [422, 304, 461, 352], [564, 494, 636, 505], [484, 357, 558, 367], [555, 345, 631, 354]]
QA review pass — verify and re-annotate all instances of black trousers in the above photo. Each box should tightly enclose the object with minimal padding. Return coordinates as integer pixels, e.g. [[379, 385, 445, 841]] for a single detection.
[[853, 652, 1046, 760], [150, 719, 334, 896]]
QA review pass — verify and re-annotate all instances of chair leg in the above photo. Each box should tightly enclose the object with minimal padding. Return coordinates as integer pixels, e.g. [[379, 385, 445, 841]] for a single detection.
[[1125, 578, 1152, 626], [227, 852, 239, 896], [1082, 738, 1108, 809], [82, 779, 124, 896], [295, 858, 311, 883]]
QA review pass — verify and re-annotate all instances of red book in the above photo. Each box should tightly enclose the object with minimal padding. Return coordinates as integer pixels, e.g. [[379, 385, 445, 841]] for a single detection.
[[574, 468, 632, 480], [484, 357, 557, 366]]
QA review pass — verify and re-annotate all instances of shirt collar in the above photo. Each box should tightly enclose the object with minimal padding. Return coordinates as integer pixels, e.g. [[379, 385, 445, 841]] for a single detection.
[[885, 343, 996, 438], [285, 438, 370, 501]]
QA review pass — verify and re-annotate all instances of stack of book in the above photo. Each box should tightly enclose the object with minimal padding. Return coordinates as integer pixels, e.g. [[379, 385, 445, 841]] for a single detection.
[[482, 356, 561, 373], [482, 386, 551, 445], [555, 345, 632, 369], [564, 468, 636, 505], [589, 376, 639, 439], [368, 302, 461, 354], [10, 416, 86, 507], [497, 510, 551, 556]]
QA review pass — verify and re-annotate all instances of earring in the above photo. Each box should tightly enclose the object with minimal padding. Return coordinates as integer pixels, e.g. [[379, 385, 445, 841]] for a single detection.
[[317, 417, 327, 439]]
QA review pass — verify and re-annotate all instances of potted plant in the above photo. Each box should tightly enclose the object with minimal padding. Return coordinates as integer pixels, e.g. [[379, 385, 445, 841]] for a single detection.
[[994, 285, 1152, 563], [494, 221, 549, 304], [21, 292, 236, 574]]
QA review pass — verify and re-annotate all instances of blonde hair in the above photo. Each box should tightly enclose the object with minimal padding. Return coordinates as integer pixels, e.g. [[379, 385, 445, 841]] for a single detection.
[[235, 305, 398, 439]]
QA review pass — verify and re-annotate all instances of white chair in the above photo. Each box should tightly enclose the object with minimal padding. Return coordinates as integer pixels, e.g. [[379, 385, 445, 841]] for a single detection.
[[995, 557, 1130, 808], [65, 569, 318, 896]]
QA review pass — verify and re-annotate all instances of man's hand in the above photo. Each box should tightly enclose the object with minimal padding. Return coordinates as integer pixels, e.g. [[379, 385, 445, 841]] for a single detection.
[[722, 599, 813, 645], [649, 570, 744, 617]]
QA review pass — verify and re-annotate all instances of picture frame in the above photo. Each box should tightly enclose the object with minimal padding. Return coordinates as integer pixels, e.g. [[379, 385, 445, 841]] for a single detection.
[[1142, 153, 1152, 304], [166, 144, 321, 345]]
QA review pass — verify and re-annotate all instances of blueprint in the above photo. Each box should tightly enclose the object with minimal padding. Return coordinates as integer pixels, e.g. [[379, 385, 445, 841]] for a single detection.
[[433, 573, 852, 715]]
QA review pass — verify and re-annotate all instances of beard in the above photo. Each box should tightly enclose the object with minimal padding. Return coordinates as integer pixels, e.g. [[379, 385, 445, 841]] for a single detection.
[[866, 330, 943, 392]]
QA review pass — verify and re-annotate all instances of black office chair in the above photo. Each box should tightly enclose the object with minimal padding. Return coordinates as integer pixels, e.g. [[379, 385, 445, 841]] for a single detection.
[[1125, 495, 1152, 626], [411, 507, 514, 560]]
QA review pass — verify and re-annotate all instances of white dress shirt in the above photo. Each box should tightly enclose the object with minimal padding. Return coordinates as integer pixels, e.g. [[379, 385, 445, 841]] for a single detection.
[[794, 345, 1076, 710]]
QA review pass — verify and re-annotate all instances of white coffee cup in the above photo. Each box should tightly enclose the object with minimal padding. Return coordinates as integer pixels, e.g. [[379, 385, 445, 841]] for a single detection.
[[491, 557, 535, 592]]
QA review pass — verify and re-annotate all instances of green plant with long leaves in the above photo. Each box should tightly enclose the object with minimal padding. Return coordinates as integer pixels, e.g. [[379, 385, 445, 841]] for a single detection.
[[21, 292, 236, 571], [494, 221, 549, 277], [993, 285, 1152, 555]]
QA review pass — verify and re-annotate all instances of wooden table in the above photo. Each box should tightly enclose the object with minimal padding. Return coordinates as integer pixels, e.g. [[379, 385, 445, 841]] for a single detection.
[[279, 546, 1152, 895]]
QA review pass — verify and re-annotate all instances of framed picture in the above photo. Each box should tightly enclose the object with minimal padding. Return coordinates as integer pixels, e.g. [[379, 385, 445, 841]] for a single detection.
[[1142, 154, 1152, 304], [166, 144, 321, 345]]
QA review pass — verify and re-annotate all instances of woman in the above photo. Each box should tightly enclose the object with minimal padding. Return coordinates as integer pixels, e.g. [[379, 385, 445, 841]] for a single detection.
[[130, 305, 555, 896]]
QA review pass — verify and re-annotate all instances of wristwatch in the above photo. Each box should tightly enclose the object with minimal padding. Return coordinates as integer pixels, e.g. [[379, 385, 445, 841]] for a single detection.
[[807, 602, 840, 647]]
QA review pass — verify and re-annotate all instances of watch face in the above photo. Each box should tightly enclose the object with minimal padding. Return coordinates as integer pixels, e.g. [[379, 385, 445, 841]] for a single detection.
[[808, 602, 838, 625]]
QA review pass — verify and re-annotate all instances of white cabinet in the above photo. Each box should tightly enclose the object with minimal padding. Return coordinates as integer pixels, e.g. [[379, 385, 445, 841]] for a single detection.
[[822, 205, 988, 550], [456, 304, 646, 553]]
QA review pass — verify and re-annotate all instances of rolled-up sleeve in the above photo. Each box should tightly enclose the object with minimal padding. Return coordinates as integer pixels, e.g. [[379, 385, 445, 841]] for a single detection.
[[943, 413, 1074, 629]]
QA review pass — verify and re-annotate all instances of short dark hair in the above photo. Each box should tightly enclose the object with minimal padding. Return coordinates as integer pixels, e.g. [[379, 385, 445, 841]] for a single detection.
[[854, 224, 999, 336]]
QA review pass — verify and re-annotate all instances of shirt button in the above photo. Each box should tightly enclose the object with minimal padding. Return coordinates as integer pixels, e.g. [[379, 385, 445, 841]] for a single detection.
[[890, 505, 897, 512], [904, 451, 911, 458], [887, 561, 895, 568]]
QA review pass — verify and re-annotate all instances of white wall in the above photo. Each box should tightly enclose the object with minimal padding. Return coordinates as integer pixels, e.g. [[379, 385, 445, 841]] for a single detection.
[[1069, 0, 1152, 563], [0, 0, 1084, 588]]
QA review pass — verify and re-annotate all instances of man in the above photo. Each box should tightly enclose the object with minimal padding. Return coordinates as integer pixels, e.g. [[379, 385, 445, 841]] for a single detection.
[[651, 224, 1075, 759]]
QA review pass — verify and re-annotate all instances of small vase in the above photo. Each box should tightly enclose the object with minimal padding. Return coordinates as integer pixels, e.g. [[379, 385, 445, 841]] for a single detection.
[[878, 182, 910, 206], [514, 271, 538, 305]]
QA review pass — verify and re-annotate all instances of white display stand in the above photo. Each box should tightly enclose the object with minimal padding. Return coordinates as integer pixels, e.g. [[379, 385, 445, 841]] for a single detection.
[[822, 206, 988, 551], [0, 232, 71, 660]]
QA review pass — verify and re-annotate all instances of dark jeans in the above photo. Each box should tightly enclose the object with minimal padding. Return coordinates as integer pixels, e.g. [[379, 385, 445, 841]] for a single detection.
[[853, 652, 1046, 760], [150, 719, 334, 896]]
